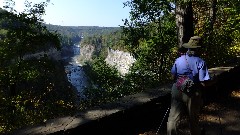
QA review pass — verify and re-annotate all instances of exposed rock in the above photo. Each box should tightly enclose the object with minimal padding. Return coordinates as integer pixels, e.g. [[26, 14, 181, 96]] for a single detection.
[[76, 44, 95, 65], [105, 48, 136, 76], [76, 45, 136, 76]]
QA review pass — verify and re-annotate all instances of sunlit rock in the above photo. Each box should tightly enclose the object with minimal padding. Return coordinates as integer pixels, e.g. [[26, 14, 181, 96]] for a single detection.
[[105, 48, 136, 76]]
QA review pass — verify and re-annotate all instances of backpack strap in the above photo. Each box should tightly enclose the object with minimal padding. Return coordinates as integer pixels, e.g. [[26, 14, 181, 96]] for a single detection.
[[185, 54, 193, 75]]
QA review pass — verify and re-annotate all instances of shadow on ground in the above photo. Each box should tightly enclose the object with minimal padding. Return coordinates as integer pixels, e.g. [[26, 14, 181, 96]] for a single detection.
[[199, 65, 240, 135]]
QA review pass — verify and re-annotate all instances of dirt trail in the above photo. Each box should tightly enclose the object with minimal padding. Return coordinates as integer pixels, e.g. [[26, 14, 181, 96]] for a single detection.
[[199, 89, 240, 135]]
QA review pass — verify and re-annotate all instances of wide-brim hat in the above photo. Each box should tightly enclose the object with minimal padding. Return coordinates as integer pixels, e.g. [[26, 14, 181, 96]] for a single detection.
[[182, 36, 201, 48]]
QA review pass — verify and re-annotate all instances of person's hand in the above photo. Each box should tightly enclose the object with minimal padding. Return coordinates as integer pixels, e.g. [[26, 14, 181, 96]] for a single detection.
[[201, 82, 205, 87], [201, 78, 218, 87]]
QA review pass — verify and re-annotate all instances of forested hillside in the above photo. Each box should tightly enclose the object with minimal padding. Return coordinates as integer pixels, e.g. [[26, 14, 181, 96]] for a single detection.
[[45, 24, 120, 58], [0, 4, 77, 134], [0, 3, 123, 134]]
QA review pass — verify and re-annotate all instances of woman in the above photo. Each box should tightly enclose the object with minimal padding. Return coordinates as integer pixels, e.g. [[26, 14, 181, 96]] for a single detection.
[[167, 36, 210, 135]]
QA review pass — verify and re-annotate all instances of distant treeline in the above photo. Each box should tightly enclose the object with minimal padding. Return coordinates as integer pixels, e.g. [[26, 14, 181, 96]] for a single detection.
[[45, 24, 120, 46]]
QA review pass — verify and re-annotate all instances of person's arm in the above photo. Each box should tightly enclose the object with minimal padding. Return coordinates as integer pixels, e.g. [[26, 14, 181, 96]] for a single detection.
[[171, 74, 175, 80], [198, 60, 210, 87], [201, 76, 218, 87], [171, 62, 177, 81]]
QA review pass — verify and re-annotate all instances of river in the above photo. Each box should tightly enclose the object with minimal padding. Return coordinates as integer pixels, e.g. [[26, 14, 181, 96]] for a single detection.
[[63, 44, 89, 99]]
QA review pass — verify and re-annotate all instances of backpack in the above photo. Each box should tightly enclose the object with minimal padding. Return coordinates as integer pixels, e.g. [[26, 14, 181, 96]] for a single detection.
[[176, 55, 195, 95], [176, 75, 195, 95]]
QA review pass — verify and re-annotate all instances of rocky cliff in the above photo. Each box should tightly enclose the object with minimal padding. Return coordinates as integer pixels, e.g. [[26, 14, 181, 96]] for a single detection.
[[76, 44, 95, 65], [77, 45, 136, 75], [105, 48, 136, 76]]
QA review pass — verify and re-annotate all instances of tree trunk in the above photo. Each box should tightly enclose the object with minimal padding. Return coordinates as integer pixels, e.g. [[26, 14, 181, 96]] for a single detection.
[[175, 1, 194, 47], [209, 0, 217, 32], [203, 0, 217, 38]]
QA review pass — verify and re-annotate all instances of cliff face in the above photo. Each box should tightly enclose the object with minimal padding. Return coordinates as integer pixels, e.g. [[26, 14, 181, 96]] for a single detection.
[[76, 44, 95, 65], [105, 49, 136, 76], [77, 45, 136, 75]]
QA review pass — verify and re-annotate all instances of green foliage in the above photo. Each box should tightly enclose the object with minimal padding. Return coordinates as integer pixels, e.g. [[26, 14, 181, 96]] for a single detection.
[[0, 58, 77, 134], [122, 0, 240, 84], [81, 57, 144, 108], [0, 1, 77, 134], [122, 0, 177, 86], [193, 0, 240, 67], [83, 58, 123, 106]]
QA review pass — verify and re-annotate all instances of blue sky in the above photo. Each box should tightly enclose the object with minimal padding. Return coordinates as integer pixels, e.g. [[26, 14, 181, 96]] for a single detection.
[[0, 0, 131, 27]]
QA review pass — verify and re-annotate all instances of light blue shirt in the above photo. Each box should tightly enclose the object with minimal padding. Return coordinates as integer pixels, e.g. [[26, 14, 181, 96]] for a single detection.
[[171, 54, 210, 83]]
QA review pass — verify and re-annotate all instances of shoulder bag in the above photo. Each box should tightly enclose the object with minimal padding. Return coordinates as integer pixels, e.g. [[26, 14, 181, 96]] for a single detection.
[[176, 55, 195, 95]]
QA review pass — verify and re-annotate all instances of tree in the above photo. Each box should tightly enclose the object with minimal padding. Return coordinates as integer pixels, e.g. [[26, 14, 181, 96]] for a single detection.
[[123, 0, 240, 69], [0, 1, 77, 133], [192, 0, 240, 67], [1, 5, 60, 97], [121, 0, 178, 87], [175, 0, 194, 46]]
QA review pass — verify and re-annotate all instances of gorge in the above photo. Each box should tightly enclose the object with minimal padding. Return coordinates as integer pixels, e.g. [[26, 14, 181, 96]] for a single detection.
[[63, 43, 136, 99]]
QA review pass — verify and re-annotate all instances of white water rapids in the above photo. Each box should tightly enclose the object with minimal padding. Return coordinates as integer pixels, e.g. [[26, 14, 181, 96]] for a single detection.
[[64, 45, 89, 99]]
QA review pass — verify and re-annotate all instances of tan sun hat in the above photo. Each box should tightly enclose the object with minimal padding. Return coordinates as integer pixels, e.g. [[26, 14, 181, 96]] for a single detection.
[[182, 36, 201, 48]]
